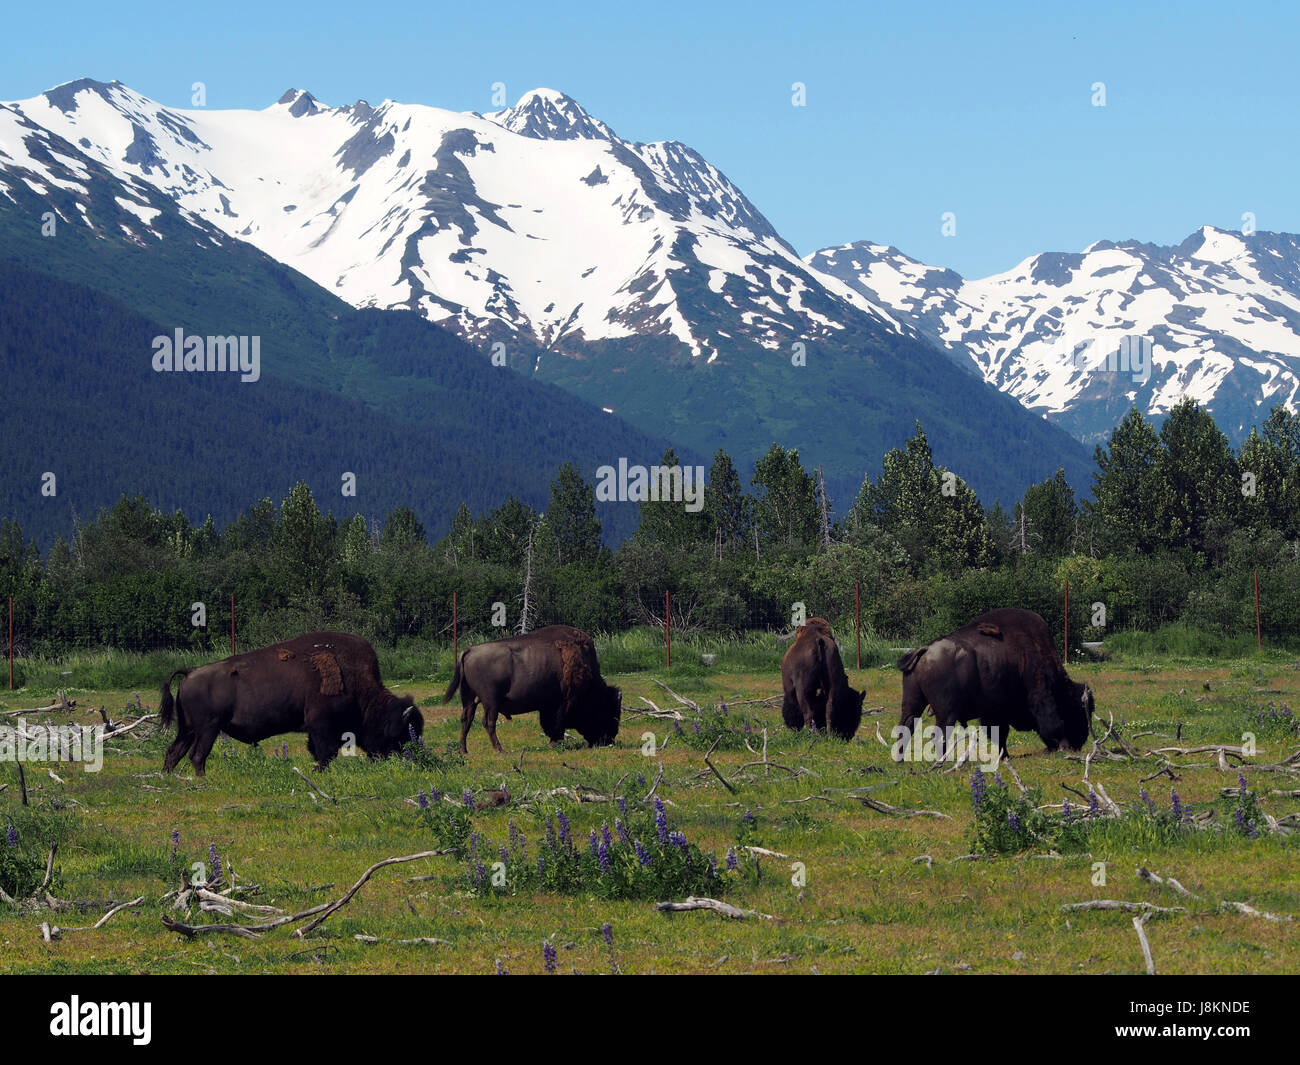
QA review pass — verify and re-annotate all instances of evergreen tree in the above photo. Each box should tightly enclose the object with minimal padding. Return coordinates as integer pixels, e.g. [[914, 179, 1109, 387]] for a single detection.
[[751, 444, 819, 551], [1088, 407, 1162, 553], [547, 462, 602, 565]]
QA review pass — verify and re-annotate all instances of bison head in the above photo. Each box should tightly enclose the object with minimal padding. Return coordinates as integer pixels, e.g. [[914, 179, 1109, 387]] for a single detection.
[[827, 684, 866, 741], [364, 693, 423, 757], [1037, 678, 1093, 751], [571, 683, 621, 747]]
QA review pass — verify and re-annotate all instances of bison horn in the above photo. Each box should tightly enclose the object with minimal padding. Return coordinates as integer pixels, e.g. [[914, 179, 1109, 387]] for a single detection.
[[403, 705, 417, 723]]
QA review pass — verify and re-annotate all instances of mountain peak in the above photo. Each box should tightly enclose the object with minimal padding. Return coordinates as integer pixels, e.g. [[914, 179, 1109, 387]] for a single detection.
[[488, 87, 615, 141], [42, 77, 124, 114], [274, 88, 324, 118]]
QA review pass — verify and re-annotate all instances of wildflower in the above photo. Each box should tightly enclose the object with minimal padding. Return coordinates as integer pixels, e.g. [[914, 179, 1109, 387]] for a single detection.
[[1235, 807, 1245, 832], [1238, 771, 1248, 794], [635, 772, 646, 788], [1170, 789, 1183, 821], [1139, 788, 1155, 815], [634, 840, 653, 867], [409, 723, 422, 745], [1088, 790, 1099, 817], [429, 786, 442, 803], [495, 959, 509, 975], [725, 847, 738, 871], [720, 701, 728, 715], [6, 822, 17, 849], [589, 828, 599, 856], [993, 773, 1005, 788], [472, 860, 487, 889], [692, 719, 700, 734], [742, 809, 756, 827], [1248, 820, 1259, 840], [463, 788, 475, 809], [470, 832, 480, 858], [557, 809, 572, 847], [970, 771, 986, 810], [653, 797, 668, 843], [545, 816, 556, 846], [602, 922, 614, 947], [498, 845, 509, 865], [617, 796, 628, 818], [209, 844, 223, 884], [417, 789, 429, 810], [615, 818, 628, 844], [537, 854, 546, 876], [543, 941, 557, 974], [601, 823, 613, 849], [597, 840, 611, 872], [669, 831, 689, 855], [1062, 799, 1071, 821], [673, 719, 682, 735], [169, 828, 180, 857], [1007, 810, 1020, 834], [509, 820, 521, 849]]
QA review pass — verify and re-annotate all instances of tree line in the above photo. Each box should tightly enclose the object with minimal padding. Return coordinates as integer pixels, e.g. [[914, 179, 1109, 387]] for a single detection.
[[3, 398, 1300, 658]]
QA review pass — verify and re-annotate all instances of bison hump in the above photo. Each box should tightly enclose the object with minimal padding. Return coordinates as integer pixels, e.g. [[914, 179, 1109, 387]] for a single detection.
[[310, 651, 345, 696], [558, 639, 593, 696]]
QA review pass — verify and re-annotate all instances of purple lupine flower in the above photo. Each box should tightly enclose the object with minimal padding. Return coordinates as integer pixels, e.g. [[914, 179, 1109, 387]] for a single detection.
[[542, 941, 557, 974], [463, 788, 475, 809], [601, 823, 613, 849], [1007, 810, 1020, 833], [669, 831, 689, 856], [1062, 799, 1072, 820], [408, 723, 421, 745], [208, 844, 223, 883], [673, 719, 683, 735], [495, 959, 509, 975], [169, 828, 180, 857], [742, 809, 756, 827], [472, 860, 487, 889], [653, 797, 668, 843], [597, 840, 611, 872], [6, 822, 17, 849], [692, 719, 700, 734], [970, 771, 986, 810], [429, 786, 442, 802], [1170, 789, 1183, 821], [545, 816, 556, 846], [1238, 771, 1248, 794], [557, 809, 572, 847], [1140, 788, 1155, 815], [1235, 807, 1246, 832], [725, 847, 738, 871], [1088, 790, 1099, 817], [615, 818, 628, 844], [417, 789, 429, 810], [588, 828, 599, 856], [617, 796, 627, 818], [469, 832, 480, 858], [709, 857, 718, 877], [509, 820, 521, 850], [602, 922, 614, 947], [993, 773, 1006, 788], [537, 854, 546, 876], [498, 845, 509, 864], [634, 840, 652, 867], [1247, 820, 1258, 840], [635, 773, 646, 788]]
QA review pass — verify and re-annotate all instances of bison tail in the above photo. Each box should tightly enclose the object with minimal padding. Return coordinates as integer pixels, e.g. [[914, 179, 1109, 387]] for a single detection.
[[442, 651, 465, 704], [896, 647, 925, 674], [159, 668, 190, 729]]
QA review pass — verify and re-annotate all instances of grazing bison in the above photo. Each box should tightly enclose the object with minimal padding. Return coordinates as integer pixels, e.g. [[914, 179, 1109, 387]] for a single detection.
[[444, 625, 621, 753], [896, 608, 1094, 756], [781, 618, 866, 740], [160, 631, 421, 775]]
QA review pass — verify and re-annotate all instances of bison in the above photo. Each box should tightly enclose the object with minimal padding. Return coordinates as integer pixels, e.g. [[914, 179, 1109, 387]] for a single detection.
[[781, 618, 865, 740], [444, 625, 621, 753], [160, 631, 421, 775], [896, 608, 1094, 757]]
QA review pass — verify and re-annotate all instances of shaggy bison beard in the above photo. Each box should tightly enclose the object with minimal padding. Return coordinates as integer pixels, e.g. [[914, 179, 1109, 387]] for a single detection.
[[569, 684, 622, 747], [362, 694, 423, 757]]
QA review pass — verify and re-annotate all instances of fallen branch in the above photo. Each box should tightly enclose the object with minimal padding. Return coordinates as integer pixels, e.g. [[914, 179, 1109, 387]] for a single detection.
[[1060, 900, 1185, 916], [702, 738, 737, 794], [292, 766, 335, 803], [1132, 911, 1156, 975], [354, 934, 451, 946], [294, 851, 455, 937], [1137, 867, 1199, 899], [651, 678, 701, 714], [102, 714, 158, 740], [655, 896, 776, 920], [1220, 901, 1293, 923], [860, 797, 951, 819]]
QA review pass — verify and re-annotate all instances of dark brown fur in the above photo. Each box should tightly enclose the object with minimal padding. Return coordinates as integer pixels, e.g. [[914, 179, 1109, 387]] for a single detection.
[[159, 631, 420, 776], [444, 625, 621, 753], [781, 618, 866, 740], [897, 608, 1094, 755]]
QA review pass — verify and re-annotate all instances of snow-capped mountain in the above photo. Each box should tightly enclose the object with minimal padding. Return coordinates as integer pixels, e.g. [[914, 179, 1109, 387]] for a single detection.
[[5, 79, 899, 367], [809, 227, 1300, 443]]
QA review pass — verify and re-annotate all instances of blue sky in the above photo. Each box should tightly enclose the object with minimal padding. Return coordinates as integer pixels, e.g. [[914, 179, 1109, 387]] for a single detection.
[[3, 0, 1295, 277]]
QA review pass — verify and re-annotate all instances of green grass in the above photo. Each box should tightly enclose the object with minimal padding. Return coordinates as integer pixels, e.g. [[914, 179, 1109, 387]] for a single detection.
[[0, 643, 1298, 974]]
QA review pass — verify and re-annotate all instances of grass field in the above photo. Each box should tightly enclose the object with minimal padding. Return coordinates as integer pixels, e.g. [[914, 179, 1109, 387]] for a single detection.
[[1, 639, 1298, 975]]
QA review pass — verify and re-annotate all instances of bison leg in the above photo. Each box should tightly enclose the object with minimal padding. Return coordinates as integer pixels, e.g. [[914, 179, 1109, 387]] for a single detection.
[[458, 690, 479, 755], [307, 729, 341, 770], [780, 687, 803, 731], [482, 704, 505, 753], [163, 729, 195, 773], [188, 724, 223, 777]]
